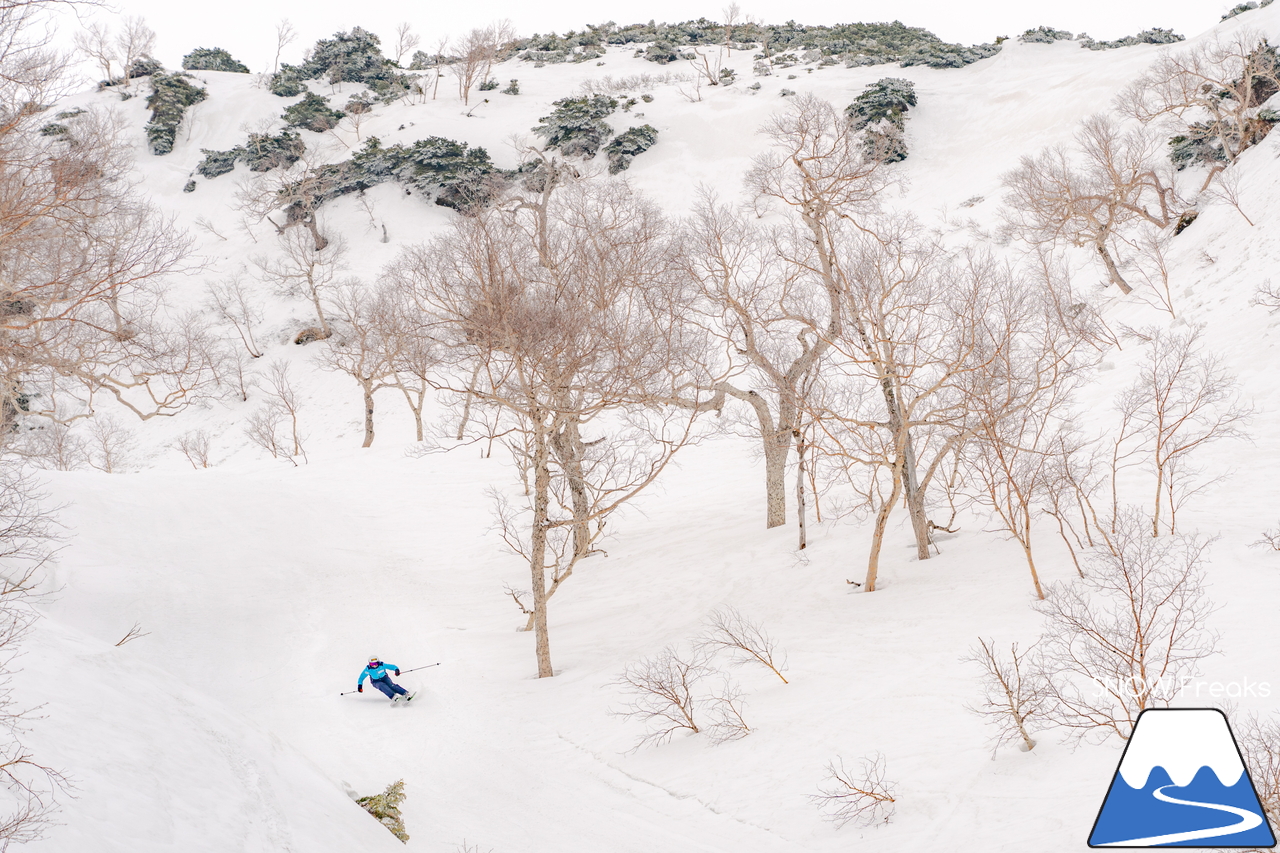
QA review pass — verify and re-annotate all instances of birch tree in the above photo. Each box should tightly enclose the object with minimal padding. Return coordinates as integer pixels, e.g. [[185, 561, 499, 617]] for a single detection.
[[687, 94, 885, 530], [1002, 115, 1182, 295], [388, 178, 715, 678]]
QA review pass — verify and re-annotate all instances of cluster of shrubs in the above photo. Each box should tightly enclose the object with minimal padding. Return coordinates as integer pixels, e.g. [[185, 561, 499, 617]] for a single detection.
[[1079, 28, 1184, 51], [1223, 0, 1275, 21], [531, 95, 660, 172], [181, 47, 249, 73], [1018, 26, 1074, 44], [1016, 25, 1185, 51], [270, 27, 411, 101], [513, 19, 1002, 69], [198, 130, 306, 178], [846, 77, 916, 163], [145, 71, 207, 155]]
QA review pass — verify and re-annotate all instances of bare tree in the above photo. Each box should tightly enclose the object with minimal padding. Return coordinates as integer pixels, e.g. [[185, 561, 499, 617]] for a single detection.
[[319, 280, 400, 447], [173, 429, 213, 469], [454, 24, 513, 105], [0, 462, 58, 596], [73, 20, 116, 83], [244, 361, 306, 464], [273, 19, 296, 74], [392, 22, 421, 65], [963, 638, 1051, 754], [615, 645, 713, 748], [960, 264, 1092, 598], [1119, 29, 1280, 186], [389, 178, 715, 678], [1115, 326, 1250, 537], [115, 16, 156, 87], [1037, 511, 1217, 742], [1236, 711, 1280, 830], [0, 460, 64, 843], [1002, 115, 1182, 295], [253, 230, 345, 339], [697, 606, 788, 683], [2, 108, 222, 433], [813, 754, 897, 828], [688, 94, 886, 530], [206, 275, 264, 358]]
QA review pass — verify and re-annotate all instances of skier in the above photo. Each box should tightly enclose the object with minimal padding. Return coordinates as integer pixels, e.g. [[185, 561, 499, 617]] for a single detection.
[[357, 656, 414, 702]]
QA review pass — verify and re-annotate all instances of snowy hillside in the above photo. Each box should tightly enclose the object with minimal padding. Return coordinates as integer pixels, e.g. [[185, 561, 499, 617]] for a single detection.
[[7, 5, 1280, 852]]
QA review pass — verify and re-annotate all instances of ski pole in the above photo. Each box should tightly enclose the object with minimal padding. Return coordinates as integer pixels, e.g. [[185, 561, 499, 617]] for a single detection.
[[339, 689, 361, 696], [399, 663, 441, 675]]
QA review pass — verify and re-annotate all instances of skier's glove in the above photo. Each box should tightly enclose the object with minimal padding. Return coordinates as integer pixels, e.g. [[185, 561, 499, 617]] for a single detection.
[[357, 685, 363, 693], [394, 669, 401, 676]]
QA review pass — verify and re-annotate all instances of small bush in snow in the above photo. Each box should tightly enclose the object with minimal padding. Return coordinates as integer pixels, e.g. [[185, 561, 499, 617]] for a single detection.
[[813, 754, 897, 827], [127, 56, 164, 79], [1019, 26, 1073, 44], [614, 644, 753, 749], [182, 47, 249, 73], [478, 78, 499, 91], [603, 124, 658, 173], [502, 79, 520, 95], [357, 779, 409, 843], [533, 94, 618, 158], [696, 606, 788, 683], [196, 148, 238, 178], [145, 72, 207, 155], [283, 92, 345, 133]]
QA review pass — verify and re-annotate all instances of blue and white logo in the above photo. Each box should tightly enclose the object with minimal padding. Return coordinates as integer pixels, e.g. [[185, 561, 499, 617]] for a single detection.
[[1089, 708, 1276, 847]]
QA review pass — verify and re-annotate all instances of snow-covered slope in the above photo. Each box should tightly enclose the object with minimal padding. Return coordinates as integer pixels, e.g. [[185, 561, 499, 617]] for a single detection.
[[13, 4, 1280, 851]]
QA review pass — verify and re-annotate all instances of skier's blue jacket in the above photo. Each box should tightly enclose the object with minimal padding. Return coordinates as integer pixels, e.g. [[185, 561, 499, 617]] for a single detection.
[[358, 662, 401, 687]]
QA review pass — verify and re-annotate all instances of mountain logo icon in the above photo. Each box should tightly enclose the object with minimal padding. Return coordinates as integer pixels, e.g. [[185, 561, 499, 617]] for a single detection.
[[1089, 708, 1276, 847]]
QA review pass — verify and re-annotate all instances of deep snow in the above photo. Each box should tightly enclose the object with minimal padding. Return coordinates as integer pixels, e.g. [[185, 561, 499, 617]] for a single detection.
[[10, 6, 1280, 851]]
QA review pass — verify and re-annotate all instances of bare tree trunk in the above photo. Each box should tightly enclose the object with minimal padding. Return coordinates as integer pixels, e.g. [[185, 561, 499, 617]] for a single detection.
[[456, 360, 482, 440], [530, 420, 554, 678], [303, 215, 329, 252], [901, 432, 931, 559], [361, 378, 375, 447], [1095, 242, 1133, 294], [865, 459, 904, 592], [764, 430, 787, 529], [551, 417, 591, 559], [1020, 504, 1045, 599], [795, 430, 807, 550], [398, 384, 426, 441]]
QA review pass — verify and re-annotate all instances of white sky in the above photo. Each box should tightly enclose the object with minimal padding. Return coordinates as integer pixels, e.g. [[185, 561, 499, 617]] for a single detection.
[[49, 0, 1234, 76]]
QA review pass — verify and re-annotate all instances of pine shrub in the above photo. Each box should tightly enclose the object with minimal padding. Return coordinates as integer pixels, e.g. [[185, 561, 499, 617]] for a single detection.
[[604, 124, 658, 173], [356, 779, 409, 843], [846, 77, 917, 162], [145, 72, 208, 155], [533, 94, 618, 158], [1019, 26, 1074, 44], [182, 47, 250, 73], [283, 92, 345, 133]]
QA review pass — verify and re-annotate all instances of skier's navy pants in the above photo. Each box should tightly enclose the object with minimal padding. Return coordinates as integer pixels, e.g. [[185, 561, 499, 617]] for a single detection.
[[370, 676, 407, 699]]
